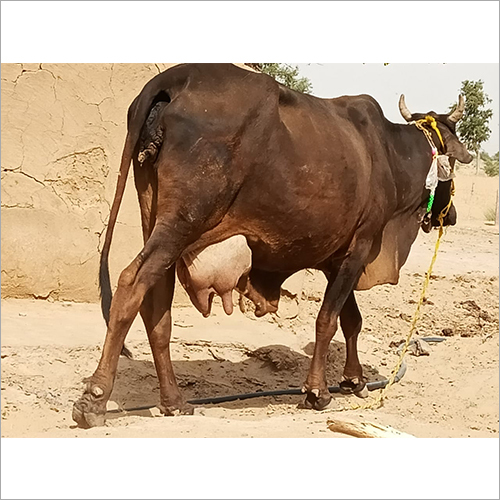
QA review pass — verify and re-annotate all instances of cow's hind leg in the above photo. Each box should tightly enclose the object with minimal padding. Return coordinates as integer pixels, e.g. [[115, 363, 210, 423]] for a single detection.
[[133, 160, 192, 416], [339, 291, 367, 397], [140, 267, 193, 416], [72, 223, 186, 428], [302, 238, 371, 410]]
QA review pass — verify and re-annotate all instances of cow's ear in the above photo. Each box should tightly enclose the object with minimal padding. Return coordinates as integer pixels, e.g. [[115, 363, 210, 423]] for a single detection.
[[438, 125, 474, 164]]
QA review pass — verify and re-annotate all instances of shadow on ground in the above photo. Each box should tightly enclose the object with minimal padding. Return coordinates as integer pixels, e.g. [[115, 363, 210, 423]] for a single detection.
[[106, 341, 385, 419]]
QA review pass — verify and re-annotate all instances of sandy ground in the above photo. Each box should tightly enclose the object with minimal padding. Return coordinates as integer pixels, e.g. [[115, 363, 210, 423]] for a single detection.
[[1, 216, 498, 438]]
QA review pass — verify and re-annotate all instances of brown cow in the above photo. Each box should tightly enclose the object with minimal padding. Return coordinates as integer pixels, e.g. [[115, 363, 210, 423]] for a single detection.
[[73, 63, 472, 427]]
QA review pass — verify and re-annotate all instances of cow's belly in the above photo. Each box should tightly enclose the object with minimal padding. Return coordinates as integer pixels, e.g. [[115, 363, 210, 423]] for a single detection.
[[244, 231, 344, 272], [177, 235, 252, 317]]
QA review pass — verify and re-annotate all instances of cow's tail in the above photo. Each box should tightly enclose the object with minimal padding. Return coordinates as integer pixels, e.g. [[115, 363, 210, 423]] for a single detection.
[[99, 71, 177, 331], [99, 129, 136, 326]]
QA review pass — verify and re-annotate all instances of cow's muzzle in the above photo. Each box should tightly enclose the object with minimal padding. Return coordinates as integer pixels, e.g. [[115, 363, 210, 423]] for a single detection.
[[421, 203, 457, 233]]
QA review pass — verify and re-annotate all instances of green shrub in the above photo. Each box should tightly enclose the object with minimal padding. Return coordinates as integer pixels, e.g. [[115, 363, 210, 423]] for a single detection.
[[246, 63, 312, 94], [482, 151, 499, 177]]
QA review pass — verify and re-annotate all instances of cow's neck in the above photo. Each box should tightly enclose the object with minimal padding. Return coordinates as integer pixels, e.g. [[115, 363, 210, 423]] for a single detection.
[[387, 122, 437, 210]]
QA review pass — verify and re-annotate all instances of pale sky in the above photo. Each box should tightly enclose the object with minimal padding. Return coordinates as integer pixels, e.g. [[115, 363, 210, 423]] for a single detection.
[[296, 63, 499, 155]]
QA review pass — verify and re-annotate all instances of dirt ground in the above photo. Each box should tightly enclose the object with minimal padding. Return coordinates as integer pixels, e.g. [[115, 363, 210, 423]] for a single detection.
[[1, 211, 498, 438]]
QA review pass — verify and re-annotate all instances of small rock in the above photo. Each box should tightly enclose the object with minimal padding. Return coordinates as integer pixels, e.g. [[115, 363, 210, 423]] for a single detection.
[[150, 407, 163, 417], [106, 401, 121, 412], [389, 339, 404, 349], [442, 328, 454, 337], [460, 329, 474, 338], [479, 310, 493, 322], [399, 313, 412, 322], [460, 300, 480, 313], [408, 339, 430, 357], [19, 313, 27, 317]]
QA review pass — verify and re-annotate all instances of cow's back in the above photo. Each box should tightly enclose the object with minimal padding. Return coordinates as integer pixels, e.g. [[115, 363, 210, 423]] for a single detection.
[[143, 65, 399, 272]]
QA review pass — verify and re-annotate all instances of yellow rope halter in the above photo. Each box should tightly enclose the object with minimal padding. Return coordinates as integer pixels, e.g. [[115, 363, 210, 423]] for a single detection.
[[413, 115, 445, 150]]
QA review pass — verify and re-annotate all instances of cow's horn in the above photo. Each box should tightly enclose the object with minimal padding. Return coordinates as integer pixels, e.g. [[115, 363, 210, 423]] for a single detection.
[[399, 94, 413, 122], [448, 95, 465, 123]]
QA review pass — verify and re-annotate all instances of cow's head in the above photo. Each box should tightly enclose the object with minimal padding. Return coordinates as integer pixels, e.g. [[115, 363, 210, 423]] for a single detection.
[[399, 94, 473, 164], [399, 95, 473, 232]]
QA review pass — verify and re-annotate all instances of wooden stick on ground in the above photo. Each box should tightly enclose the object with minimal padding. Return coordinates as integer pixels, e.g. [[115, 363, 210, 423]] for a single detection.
[[327, 418, 416, 438]]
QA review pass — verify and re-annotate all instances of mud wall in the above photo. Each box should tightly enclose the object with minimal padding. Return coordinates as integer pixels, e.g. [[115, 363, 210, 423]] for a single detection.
[[1, 63, 184, 302]]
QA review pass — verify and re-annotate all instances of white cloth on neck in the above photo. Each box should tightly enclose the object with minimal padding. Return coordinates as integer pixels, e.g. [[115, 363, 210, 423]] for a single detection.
[[426, 155, 455, 192], [437, 155, 455, 182]]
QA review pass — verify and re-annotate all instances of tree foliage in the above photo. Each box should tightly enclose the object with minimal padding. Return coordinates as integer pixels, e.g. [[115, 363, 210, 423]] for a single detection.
[[246, 63, 313, 93], [450, 80, 493, 155], [482, 150, 499, 177]]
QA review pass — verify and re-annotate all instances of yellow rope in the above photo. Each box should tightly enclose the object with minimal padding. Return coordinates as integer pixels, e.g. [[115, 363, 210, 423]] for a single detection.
[[414, 116, 445, 150], [333, 196, 453, 413]]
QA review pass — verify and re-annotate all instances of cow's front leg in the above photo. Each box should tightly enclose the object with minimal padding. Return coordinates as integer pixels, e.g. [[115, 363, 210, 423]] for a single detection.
[[302, 295, 339, 410], [140, 265, 193, 416], [302, 239, 371, 410], [72, 223, 183, 428], [339, 291, 367, 397]]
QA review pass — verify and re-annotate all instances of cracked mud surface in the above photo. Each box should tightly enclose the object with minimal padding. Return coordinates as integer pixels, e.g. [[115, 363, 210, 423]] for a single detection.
[[1, 63, 176, 302], [2, 223, 498, 438]]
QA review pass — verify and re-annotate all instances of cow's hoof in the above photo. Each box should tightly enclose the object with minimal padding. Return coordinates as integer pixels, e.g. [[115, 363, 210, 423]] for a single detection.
[[299, 387, 332, 411], [339, 376, 366, 396], [72, 387, 107, 428], [72, 395, 107, 428], [159, 401, 195, 417]]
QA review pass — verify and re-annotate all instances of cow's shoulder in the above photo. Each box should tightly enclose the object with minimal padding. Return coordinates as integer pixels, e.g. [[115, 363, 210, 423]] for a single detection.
[[344, 94, 384, 117], [331, 94, 386, 131]]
